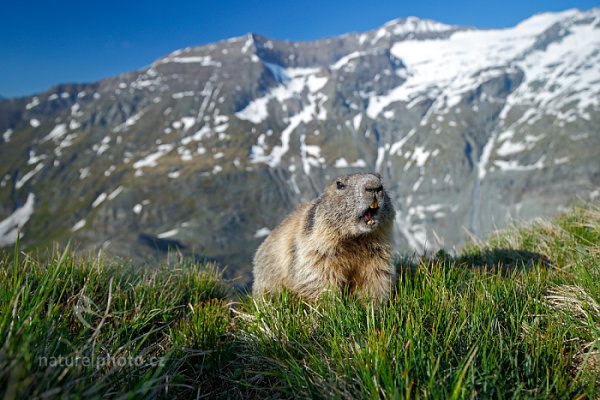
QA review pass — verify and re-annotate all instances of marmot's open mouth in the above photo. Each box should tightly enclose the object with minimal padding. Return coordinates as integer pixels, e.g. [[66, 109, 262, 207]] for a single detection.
[[362, 199, 379, 225]]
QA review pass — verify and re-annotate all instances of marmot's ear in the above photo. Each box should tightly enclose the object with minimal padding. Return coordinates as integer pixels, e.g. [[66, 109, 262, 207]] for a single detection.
[[372, 172, 382, 179], [332, 175, 349, 186]]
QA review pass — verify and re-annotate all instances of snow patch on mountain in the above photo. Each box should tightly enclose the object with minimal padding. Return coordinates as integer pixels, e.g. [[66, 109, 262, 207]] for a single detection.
[[334, 158, 368, 168], [246, 64, 328, 167], [133, 144, 175, 170], [0, 193, 35, 246], [384, 16, 458, 36], [15, 164, 44, 190], [71, 219, 86, 232], [367, 9, 591, 118], [157, 229, 178, 239], [300, 134, 325, 174], [159, 55, 222, 67], [114, 110, 146, 133], [494, 156, 546, 172], [236, 62, 327, 124], [2, 129, 13, 143]]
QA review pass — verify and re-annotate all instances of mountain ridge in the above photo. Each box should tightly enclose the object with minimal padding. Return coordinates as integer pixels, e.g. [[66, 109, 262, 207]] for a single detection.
[[0, 8, 591, 100]]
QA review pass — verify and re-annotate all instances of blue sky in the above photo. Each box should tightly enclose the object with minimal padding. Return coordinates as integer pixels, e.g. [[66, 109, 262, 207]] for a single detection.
[[1, 0, 598, 98]]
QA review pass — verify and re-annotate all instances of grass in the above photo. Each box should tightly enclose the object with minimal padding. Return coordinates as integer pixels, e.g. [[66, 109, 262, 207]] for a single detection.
[[1, 202, 599, 399]]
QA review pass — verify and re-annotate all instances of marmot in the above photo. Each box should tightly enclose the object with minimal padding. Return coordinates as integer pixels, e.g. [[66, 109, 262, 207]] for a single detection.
[[252, 173, 395, 302]]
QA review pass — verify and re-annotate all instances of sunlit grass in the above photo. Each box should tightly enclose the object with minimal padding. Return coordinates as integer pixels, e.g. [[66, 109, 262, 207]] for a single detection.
[[1, 202, 598, 398]]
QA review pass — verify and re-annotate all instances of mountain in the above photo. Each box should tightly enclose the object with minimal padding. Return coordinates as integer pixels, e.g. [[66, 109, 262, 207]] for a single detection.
[[1, 9, 599, 284]]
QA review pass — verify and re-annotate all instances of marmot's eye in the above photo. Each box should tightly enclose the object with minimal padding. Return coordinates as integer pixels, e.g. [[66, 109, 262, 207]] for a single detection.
[[336, 181, 346, 190]]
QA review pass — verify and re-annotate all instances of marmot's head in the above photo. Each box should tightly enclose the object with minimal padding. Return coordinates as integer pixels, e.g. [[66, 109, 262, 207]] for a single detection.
[[319, 173, 395, 237]]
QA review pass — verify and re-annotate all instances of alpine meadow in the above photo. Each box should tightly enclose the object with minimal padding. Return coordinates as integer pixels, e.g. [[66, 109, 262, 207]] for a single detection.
[[1, 203, 599, 398]]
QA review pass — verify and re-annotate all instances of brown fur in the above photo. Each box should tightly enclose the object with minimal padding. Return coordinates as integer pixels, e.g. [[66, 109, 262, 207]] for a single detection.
[[252, 173, 395, 302]]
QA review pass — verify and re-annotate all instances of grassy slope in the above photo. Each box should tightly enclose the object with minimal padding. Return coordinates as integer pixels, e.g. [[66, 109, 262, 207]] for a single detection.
[[0, 203, 598, 399]]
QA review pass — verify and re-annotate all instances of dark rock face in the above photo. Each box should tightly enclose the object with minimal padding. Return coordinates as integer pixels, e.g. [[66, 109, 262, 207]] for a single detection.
[[1, 10, 599, 285]]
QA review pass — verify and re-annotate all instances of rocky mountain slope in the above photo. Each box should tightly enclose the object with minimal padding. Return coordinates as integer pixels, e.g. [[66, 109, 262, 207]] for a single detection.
[[1, 9, 599, 284]]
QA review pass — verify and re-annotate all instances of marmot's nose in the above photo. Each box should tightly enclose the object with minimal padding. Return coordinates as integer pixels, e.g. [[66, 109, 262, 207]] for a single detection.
[[361, 175, 383, 194], [364, 185, 383, 193]]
